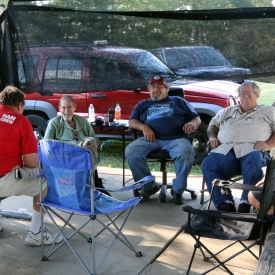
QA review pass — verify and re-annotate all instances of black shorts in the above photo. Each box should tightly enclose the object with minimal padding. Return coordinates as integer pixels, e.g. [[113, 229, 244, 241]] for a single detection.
[[252, 189, 275, 204]]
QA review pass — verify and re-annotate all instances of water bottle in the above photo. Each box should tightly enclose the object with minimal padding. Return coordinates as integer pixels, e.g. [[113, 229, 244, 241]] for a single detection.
[[115, 103, 121, 121], [88, 104, 95, 122]]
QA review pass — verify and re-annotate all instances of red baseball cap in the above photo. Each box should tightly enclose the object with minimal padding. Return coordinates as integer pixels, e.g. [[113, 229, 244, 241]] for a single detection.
[[149, 76, 167, 86]]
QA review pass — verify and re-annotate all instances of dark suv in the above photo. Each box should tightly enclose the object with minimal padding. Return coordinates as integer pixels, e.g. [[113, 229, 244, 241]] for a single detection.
[[18, 42, 240, 164], [151, 46, 250, 82]]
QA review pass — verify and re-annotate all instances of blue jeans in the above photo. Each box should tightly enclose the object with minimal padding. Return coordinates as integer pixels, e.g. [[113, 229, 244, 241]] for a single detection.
[[201, 149, 266, 208], [125, 137, 194, 194]]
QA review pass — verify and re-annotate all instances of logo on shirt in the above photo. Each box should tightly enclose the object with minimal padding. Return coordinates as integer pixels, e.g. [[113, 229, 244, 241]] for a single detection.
[[147, 103, 173, 121], [0, 114, 16, 124]]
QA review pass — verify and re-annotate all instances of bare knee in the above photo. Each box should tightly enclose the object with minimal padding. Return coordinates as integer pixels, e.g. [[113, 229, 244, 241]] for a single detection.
[[248, 191, 260, 209]]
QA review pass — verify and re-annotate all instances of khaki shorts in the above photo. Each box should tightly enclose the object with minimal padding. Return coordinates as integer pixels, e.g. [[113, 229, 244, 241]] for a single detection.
[[0, 166, 47, 198], [77, 137, 98, 169]]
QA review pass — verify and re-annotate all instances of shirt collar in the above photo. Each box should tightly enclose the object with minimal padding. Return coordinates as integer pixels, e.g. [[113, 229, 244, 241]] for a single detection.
[[62, 115, 77, 129], [236, 104, 259, 114]]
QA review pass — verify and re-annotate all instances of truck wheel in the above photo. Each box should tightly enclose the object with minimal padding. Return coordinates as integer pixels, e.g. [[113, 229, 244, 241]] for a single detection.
[[26, 114, 48, 140], [193, 121, 208, 165]]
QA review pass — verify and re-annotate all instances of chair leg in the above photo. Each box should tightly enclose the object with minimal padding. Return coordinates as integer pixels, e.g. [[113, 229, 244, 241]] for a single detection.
[[186, 243, 198, 275], [189, 234, 251, 275], [40, 206, 94, 275], [200, 176, 208, 204], [159, 184, 167, 203], [185, 188, 197, 200], [159, 161, 167, 203], [158, 160, 197, 202], [186, 238, 209, 275], [0, 208, 32, 220]]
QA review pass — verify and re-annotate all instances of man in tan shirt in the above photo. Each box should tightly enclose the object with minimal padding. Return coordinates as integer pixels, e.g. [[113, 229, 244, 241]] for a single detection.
[[202, 81, 275, 213]]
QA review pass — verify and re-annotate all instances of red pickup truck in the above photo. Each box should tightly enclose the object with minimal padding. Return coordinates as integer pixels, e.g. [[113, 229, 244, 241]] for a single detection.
[[18, 43, 240, 164]]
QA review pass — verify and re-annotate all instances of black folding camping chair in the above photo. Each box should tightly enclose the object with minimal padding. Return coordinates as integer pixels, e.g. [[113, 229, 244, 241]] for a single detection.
[[182, 158, 275, 275]]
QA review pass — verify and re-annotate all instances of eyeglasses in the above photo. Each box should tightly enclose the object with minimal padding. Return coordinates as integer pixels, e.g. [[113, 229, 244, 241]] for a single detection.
[[148, 85, 166, 90], [71, 129, 78, 141], [240, 91, 255, 97]]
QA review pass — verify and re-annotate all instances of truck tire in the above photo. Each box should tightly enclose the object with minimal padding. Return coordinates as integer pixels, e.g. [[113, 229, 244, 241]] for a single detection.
[[193, 121, 208, 165], [26, 114, 48, 140]]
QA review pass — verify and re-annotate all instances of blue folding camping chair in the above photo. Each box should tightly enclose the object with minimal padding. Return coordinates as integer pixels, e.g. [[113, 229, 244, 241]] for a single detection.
[[38, 139, 154, 275]]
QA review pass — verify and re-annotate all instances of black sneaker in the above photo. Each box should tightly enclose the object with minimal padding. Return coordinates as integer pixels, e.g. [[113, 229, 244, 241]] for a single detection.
[[171, 188, 183, 205], [217, 201, 236, 212], [238, 203, 251, 213], [136, 184, 160, 202]]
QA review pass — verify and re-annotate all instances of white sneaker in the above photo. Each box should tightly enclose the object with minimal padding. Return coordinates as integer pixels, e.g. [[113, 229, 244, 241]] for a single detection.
[[24, 227, 64, 247]]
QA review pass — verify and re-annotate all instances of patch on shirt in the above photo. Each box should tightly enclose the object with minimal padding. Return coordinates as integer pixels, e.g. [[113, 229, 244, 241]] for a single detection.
[[0, 113, 16, 124], [147, 103, 173, 121]]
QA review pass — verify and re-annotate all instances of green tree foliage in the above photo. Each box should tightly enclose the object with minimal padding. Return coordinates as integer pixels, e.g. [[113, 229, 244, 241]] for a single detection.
[[49, 0, 275, 11], [5, 0, 275, 82]]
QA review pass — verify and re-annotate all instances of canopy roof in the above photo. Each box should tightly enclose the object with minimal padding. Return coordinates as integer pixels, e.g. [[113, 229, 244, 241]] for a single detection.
[[1, 0, 275, 92]]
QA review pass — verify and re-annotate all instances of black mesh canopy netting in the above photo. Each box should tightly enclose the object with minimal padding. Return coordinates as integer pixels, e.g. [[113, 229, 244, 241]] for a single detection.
[[2, 0, 275, 93]]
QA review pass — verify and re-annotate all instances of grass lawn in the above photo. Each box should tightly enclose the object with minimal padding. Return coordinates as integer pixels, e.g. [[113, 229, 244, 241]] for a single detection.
[[256, 81, 275, 105], [98, 81, 275, 176]]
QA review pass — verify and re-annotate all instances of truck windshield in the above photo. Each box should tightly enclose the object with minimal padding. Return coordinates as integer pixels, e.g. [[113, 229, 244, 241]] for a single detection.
[[125, 51, 180, 83], [165, 48, 231, 70]]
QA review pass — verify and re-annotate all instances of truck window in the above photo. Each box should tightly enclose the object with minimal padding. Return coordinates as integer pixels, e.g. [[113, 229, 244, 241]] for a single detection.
[[90, 56, 144, 90], [43, 56, 82, 88], [17, 55, 39, 84]]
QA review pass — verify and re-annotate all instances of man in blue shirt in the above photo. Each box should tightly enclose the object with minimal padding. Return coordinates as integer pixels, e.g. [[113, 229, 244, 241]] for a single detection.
[[125, 76, 201, 205]]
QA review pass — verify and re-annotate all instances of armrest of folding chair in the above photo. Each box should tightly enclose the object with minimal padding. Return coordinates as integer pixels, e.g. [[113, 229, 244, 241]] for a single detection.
[[125, 128, 141, 140], [183, 178, 269, 224], [95, 175, 155, 193], [182, 205, 258, 223], [212, 179, 264, 191], [206, 179, 264, 209]]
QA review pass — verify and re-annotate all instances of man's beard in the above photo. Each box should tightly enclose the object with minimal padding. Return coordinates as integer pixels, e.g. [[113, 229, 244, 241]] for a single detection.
[[151, 93, 163, 101], [62, 114, 73, 121]]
